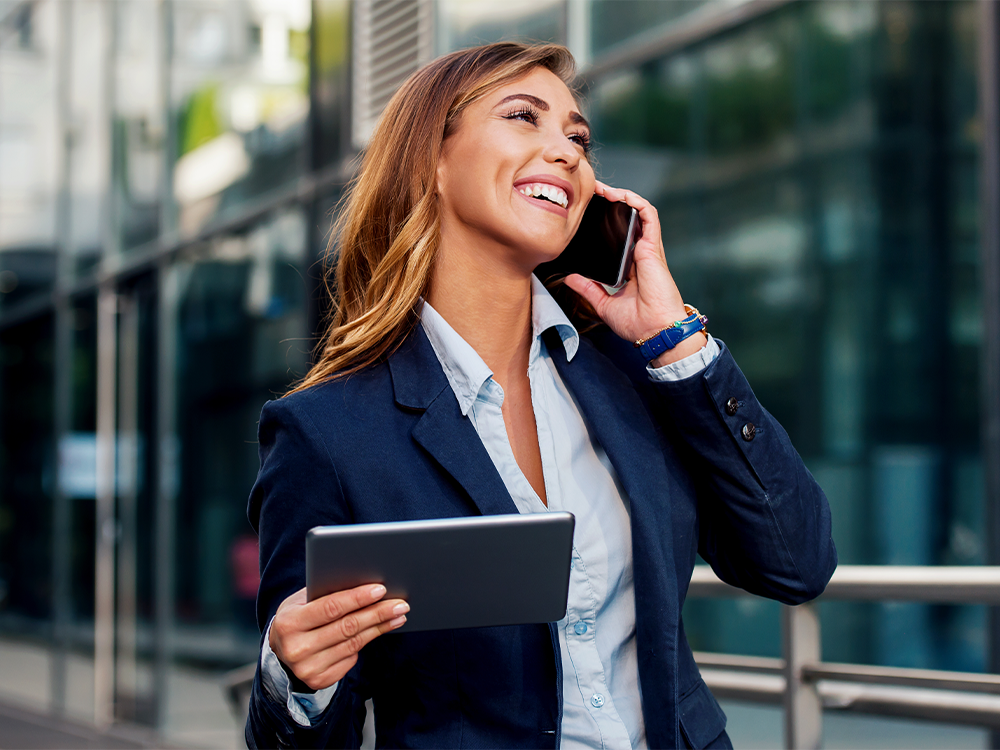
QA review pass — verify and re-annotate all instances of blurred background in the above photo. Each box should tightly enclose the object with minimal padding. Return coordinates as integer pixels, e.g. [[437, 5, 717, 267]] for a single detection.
[[0, 0, 998, 747]]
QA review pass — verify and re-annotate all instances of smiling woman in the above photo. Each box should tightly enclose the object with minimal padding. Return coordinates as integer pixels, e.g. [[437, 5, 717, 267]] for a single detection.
[[245, 42, 837, 750]]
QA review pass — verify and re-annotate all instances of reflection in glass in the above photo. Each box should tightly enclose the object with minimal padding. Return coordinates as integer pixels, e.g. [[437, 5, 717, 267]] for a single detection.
[[0, 0, 59, 305], [312, 0, 351, 168], [170, 0, 312, 238], [0, 315, 55, 627], [436, 0, 565, 54], [589, 0, 709, 58], [115, 0, 166, 252], [172, 209, 307, 659], [592, 0, 983, 671], [67, 1, 112, 275]]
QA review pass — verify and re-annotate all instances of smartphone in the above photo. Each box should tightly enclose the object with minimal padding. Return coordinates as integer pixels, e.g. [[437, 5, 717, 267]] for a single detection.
[[537, 195, 642, 293]]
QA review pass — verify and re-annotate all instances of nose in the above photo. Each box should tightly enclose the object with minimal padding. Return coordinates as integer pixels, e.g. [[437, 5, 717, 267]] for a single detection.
[[542, 128, 580, 170]]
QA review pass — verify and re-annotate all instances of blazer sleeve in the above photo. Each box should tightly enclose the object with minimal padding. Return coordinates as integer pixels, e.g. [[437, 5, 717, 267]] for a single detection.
[[659, 341, 837, 603], [245, 395, 368, 749], [593, 330, 837, 604]]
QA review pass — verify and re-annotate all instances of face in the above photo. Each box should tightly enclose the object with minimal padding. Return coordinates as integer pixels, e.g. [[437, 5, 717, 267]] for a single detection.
[[435, 67, 596, 274]]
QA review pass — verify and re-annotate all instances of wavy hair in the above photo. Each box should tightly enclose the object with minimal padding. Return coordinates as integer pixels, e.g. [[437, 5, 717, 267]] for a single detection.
[[287, 42, 578, 394]]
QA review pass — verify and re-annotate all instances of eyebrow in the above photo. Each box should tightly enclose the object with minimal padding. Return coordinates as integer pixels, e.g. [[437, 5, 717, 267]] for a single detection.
[[495, 93, 591, 131]]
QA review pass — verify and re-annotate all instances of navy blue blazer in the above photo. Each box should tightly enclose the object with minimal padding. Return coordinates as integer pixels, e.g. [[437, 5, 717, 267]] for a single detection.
[[246, 326, 836, 749]]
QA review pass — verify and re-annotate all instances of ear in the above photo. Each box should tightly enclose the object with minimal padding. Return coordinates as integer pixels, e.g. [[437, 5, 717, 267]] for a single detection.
[[434, 148, 448, 199]]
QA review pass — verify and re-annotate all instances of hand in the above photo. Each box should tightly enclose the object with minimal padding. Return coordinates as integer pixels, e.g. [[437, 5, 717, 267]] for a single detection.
[[269, 584, 408, 691], [563, 182, 707, 365]]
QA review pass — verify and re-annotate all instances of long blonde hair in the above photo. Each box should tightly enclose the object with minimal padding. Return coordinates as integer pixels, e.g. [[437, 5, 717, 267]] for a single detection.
[[288, 42, 578, 394]]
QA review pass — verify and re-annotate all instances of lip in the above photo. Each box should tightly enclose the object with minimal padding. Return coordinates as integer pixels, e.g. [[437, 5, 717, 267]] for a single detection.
[[513, 174, 576, 210]]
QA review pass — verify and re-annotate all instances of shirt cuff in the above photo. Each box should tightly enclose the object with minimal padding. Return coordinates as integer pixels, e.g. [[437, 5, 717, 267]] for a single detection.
[[260, 619, 338, 727], [646, 334, 720, 382]]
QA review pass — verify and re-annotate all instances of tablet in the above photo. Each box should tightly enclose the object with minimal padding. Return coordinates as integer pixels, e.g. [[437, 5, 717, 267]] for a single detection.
[[306, 512, 575, 633]]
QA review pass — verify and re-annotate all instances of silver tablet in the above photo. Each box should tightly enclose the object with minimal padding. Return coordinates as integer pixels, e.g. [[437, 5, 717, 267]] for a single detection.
[[306, 512, 575, 633]]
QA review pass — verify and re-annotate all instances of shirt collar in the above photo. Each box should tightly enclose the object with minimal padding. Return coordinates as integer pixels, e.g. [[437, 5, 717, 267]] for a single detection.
[[529, 274, 580, 362], [419, 276, 580, 416], [419, 300, 494, 416]]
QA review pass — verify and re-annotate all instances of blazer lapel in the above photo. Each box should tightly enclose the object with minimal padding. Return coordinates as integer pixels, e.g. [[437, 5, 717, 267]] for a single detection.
[[388, 327, 520, 518], [548, 333, 673, 513]]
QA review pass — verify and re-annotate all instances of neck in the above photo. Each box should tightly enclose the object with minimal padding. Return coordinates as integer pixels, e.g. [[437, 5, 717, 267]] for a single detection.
[[427, 236, 535, 386]]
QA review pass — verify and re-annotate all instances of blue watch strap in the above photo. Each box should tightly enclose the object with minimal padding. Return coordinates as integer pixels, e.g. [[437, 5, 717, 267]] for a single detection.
[[636, 310, 708, 362]]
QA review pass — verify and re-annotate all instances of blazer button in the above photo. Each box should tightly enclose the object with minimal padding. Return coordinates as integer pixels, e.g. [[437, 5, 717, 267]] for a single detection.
[[725, 397, 739, 416], [742, 422, 756, 441]]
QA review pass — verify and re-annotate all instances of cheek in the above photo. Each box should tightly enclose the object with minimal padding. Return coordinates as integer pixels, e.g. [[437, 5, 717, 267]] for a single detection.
[[580, 162, 596, 195]]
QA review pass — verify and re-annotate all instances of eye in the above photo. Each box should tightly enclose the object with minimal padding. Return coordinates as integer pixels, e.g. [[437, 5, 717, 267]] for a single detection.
[[569, 131, 592, 153], [503, 106, 539, 124]]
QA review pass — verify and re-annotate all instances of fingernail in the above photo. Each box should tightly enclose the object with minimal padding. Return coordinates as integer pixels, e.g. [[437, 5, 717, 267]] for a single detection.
[[393, 602, 410, 616], [370, 585, 386, 599], [388, 615, 407, 628]]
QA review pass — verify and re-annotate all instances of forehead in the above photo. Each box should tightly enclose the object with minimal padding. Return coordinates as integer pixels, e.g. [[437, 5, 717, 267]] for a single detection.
[[482, 67, 581, 113]]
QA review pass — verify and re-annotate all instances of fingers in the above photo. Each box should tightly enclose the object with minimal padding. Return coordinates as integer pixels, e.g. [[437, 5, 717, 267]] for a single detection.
[[594, 182, 651, 209], [282, 607, 408, 690], [270, 588, 409, 691], [592, 183, 662, 255], [296, 583, 388, 631]]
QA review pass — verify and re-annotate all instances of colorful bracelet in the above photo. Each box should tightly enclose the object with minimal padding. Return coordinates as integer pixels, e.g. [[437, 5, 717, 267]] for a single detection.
[[633, 304, 708, 362]]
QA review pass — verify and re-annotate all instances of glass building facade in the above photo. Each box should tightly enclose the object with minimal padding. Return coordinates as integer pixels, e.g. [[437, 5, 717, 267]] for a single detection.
[[0, 0, 997, 746]]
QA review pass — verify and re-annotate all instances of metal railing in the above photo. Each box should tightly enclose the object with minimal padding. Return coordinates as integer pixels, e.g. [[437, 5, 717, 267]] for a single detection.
[[689, 565, 1000, 749], [221, 566, 1000, 749]]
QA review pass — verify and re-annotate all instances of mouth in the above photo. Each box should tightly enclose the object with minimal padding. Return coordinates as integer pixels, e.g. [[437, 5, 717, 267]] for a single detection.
[[516, 182, 569, 210], [512, 175, 575, 213]]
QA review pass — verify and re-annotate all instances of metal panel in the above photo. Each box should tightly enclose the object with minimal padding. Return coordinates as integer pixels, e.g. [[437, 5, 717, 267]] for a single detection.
[[351, 0, 434, 149]]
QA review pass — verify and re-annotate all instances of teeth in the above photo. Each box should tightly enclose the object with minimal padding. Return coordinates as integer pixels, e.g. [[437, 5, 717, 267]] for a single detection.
[[518, 183, 569, 209]]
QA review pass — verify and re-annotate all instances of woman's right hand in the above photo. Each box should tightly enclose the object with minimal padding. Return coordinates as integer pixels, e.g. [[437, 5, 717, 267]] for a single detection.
[[269, 583, 409, 691]]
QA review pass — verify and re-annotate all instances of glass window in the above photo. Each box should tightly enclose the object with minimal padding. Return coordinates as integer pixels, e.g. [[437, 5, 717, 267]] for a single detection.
[[67, 1, 112, 275], [312, 0, 351, 168], [588, 0, 709, 58], [114, 0, 167, 252], [0, 0, 59, 307], [68, 296, 98, 622], [170, 0, 312, 238], [588, 0, 983, 671], [172, 208, 308, 657], [436, 0, 566, 54], [0, 314, 55, 627]]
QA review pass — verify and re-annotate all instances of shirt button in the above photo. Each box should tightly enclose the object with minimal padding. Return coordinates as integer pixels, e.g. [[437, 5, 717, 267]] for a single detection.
[[742, 422, 756, 441], [574, 621, 588, 635], [591, 693, 605, 708], [725, 397, 739, 416]]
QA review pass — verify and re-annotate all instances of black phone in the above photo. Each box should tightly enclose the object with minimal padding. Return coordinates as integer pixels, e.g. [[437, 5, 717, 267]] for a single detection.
[[537, 195, 641, 292]]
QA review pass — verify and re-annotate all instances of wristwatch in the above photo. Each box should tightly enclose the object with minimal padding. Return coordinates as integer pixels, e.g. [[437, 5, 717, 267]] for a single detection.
[[634, 305, 708, 362]]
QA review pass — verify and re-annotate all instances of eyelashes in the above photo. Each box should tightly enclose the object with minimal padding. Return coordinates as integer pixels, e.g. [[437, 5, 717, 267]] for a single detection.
[[504, 106, 539, 124], [502, 106, 592, 154]]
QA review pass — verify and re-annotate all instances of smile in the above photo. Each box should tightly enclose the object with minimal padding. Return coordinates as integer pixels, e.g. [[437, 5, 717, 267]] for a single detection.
[[516, 183, 569, 209]]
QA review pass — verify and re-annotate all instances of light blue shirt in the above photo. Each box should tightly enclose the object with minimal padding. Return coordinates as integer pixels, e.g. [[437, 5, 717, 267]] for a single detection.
[[260, 277, 720, 746]]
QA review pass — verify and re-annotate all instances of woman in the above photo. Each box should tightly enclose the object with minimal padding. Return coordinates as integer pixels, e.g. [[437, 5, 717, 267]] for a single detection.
[[246, 42, 836, 750]]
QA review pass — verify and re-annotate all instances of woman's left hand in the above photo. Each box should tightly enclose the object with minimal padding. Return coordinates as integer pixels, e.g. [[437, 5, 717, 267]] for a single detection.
[[563, 181, 706, 365]]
